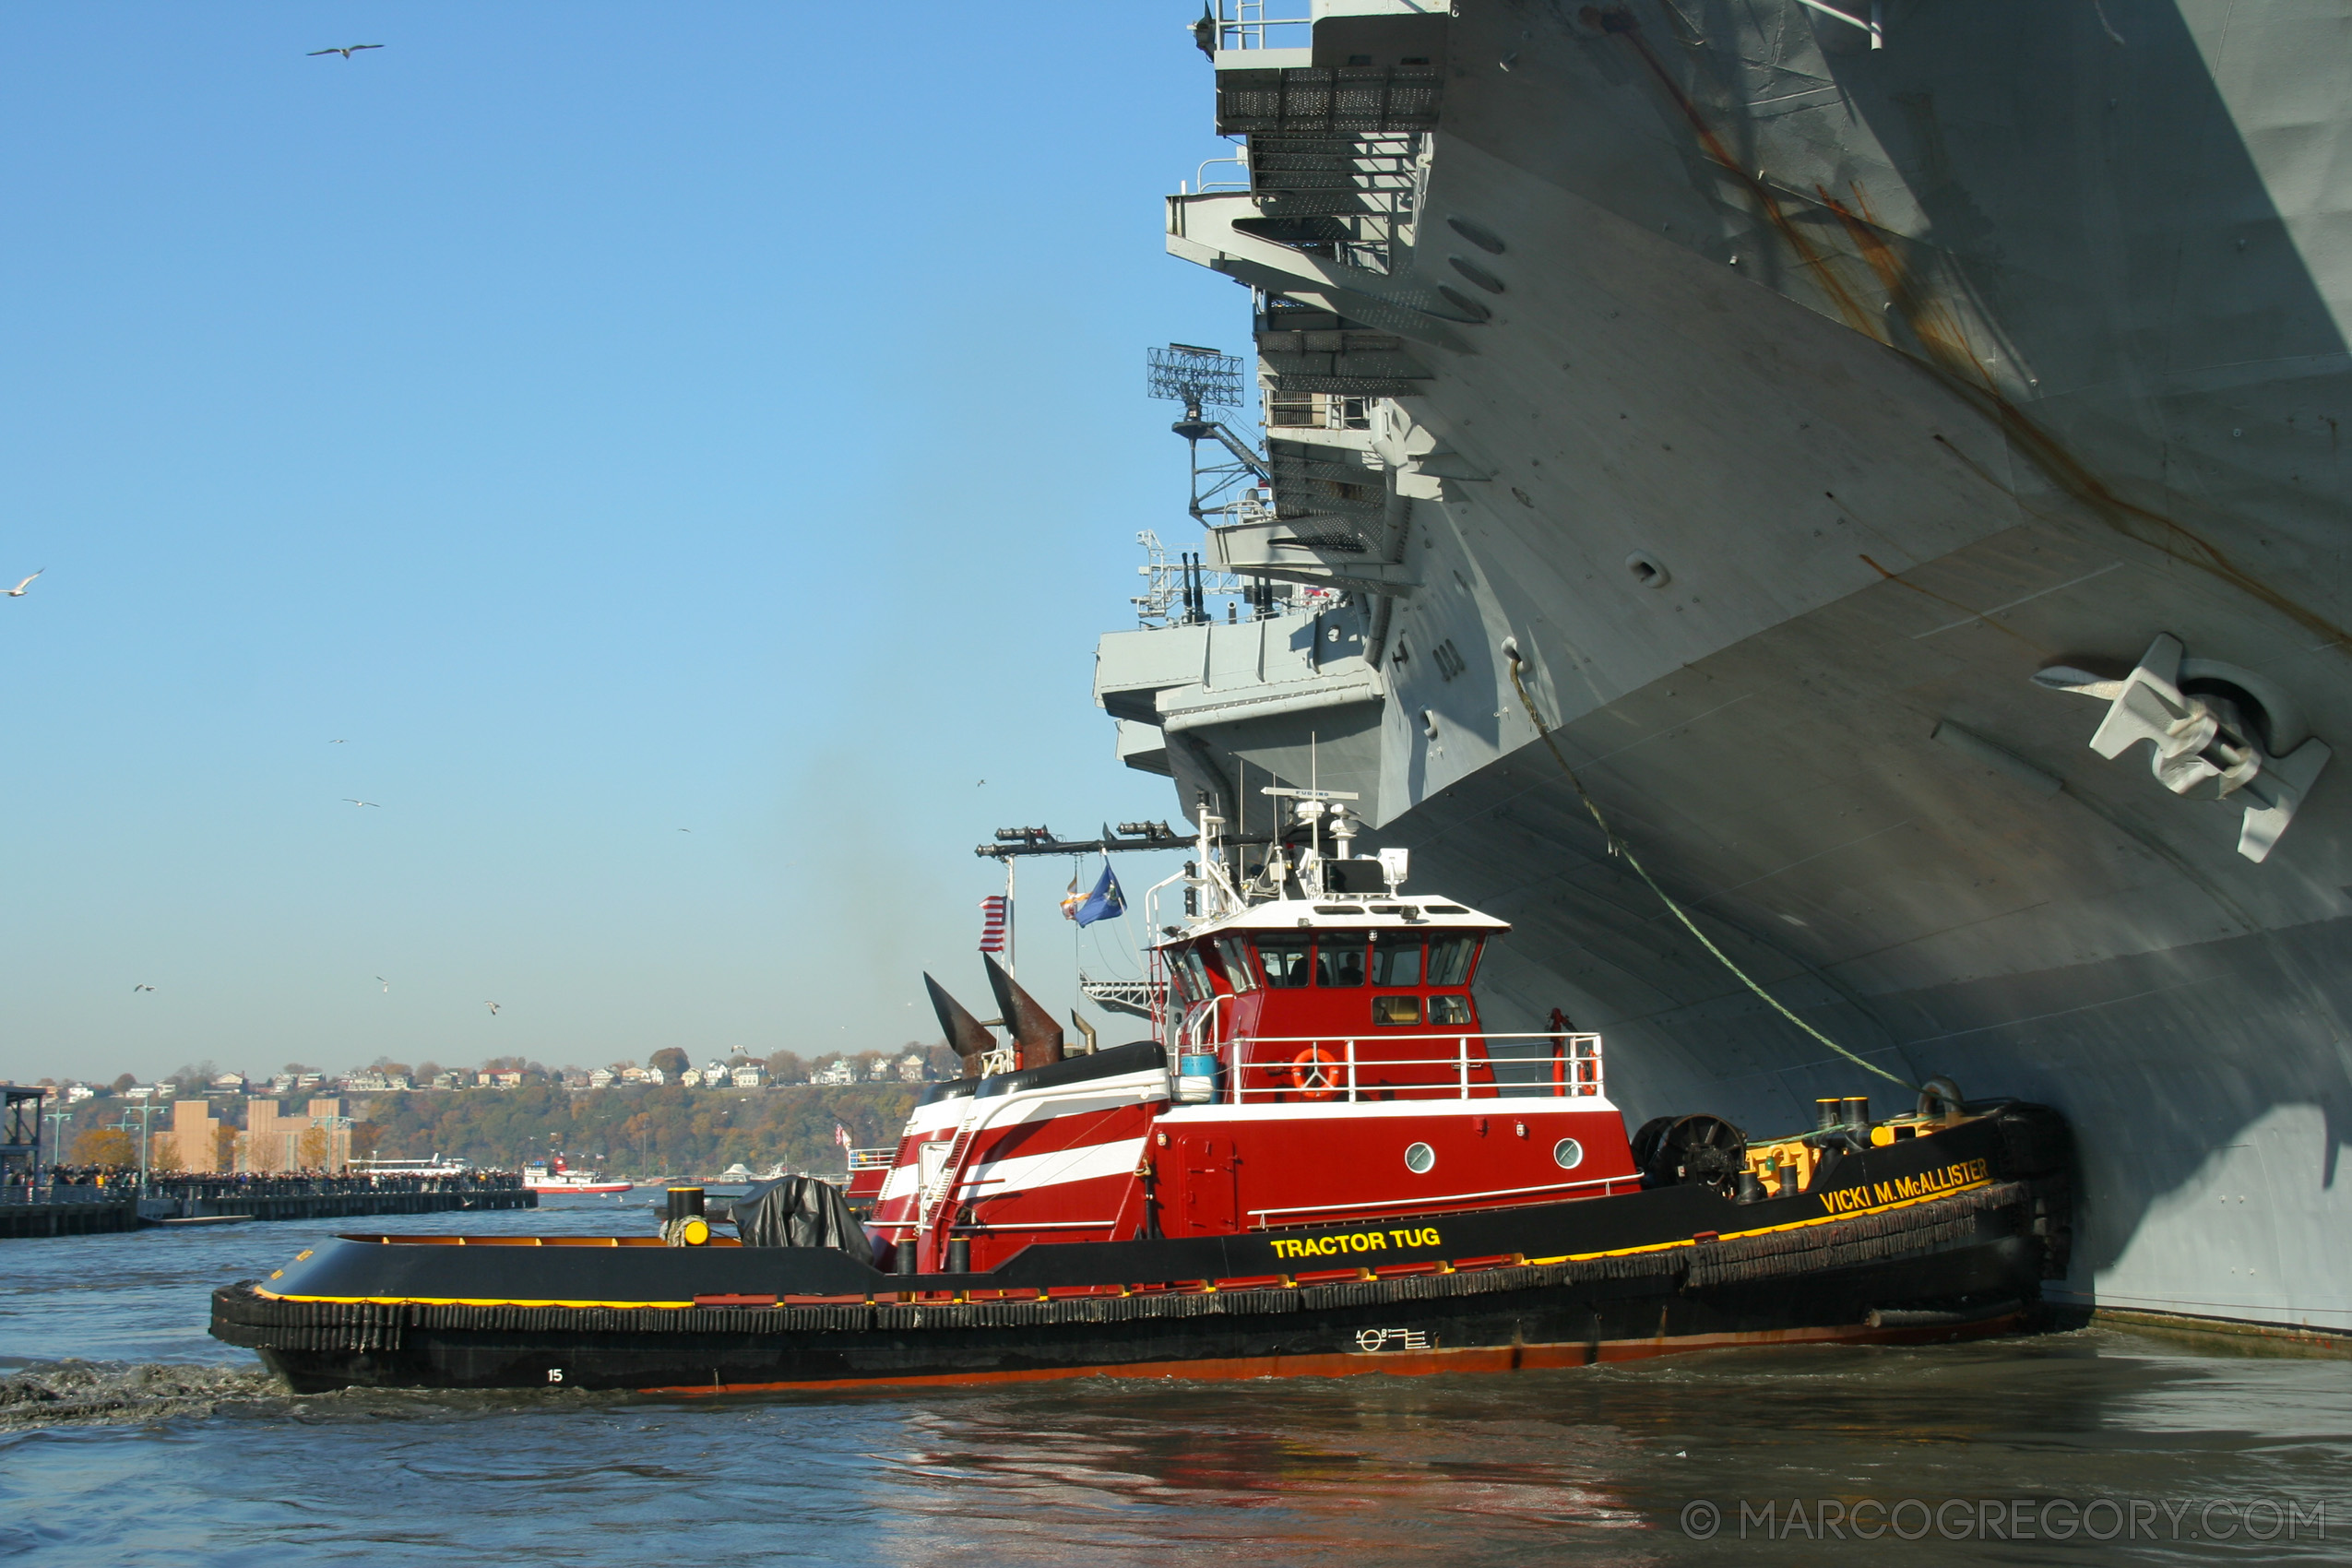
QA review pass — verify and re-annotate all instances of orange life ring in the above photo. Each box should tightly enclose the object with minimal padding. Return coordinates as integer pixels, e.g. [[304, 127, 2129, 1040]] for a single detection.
[[1288, 1045, 1341, 1100]]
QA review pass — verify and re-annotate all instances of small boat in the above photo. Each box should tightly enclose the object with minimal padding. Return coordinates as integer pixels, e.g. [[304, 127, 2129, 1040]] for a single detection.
[[214, 814, 2070, 1394], [522, 1158, 632, 1196]]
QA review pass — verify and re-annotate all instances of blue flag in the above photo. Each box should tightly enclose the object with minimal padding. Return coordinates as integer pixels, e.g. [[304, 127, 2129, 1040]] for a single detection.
[[1071, 862, 1125, 928]]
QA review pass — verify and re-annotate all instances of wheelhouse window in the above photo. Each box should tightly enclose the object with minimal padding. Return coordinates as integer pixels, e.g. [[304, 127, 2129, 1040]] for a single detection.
[[1253, 935, 1313, 988], [1315, 932, 1366, 987], [1372, 994, 1421, 1026], [1426, 934, 1481, 987], [1371, 933, 1421, 986], [1213, 935, 1257, 992], [1176, 946, 1218, 1000], [1430, 994, 1472, 1027]]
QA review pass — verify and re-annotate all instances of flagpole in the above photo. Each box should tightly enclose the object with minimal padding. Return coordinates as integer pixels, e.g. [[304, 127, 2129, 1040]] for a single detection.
[[1004, 855, 1016, 978]]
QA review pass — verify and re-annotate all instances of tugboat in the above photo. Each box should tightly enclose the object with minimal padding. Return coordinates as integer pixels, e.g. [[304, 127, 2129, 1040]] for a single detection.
[[521, 1157, 631, 1196], [213, 805, 2070, 1394]]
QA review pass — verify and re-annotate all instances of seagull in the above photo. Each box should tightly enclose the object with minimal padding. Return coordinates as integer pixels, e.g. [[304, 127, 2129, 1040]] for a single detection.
[[376, 976, 389, 993], [6, 571, 42, 598], [329, 739, 349, 744], [343, 799, 381, 807], [678, 827, 691, 833], [484, 1001, 501, 1015], [308, 44, 384, 58], [132, 983, 155, 992]]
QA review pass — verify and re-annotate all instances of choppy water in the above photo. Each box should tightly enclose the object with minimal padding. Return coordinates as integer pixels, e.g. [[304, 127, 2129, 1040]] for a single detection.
[[3, 1200, 2346, 1564]]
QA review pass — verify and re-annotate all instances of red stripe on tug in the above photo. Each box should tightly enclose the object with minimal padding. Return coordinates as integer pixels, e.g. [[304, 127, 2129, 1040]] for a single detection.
[[877, 807, 1639, 1277]]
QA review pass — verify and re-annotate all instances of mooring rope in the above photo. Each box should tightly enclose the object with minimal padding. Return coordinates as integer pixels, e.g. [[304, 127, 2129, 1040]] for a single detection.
[[1503, 645, 1917, 1094]]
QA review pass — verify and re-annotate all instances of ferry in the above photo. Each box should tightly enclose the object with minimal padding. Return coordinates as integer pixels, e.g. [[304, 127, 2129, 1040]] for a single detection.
[[522, 1158, 631, 1196], [214, 807, 2069, 1394]]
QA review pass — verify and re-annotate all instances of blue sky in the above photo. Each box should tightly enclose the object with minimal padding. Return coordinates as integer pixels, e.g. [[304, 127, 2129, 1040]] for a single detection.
[[0, 4, 1236, 1083]]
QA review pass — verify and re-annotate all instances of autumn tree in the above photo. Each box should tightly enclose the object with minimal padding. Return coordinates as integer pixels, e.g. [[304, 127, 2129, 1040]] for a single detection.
[[648, 1048, 691, 1078], [73, 1127, 135, 1166]]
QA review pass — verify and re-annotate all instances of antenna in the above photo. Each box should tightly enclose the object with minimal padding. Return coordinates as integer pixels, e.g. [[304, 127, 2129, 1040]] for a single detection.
[[1146, 343, 1245, 419], [1145, 342, 1270, 530]]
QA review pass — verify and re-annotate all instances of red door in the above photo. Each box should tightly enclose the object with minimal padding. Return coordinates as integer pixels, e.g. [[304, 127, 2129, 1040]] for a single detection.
[[1177, 1135, 1237, 1235]]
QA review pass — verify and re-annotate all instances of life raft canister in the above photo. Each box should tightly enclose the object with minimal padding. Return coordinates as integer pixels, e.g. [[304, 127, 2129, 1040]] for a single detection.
[[1288, 1045, 1341, 1099]]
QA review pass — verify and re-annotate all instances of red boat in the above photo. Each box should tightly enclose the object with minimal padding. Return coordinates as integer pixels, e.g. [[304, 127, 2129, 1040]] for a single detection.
[[214, 806, 2069, 1393]]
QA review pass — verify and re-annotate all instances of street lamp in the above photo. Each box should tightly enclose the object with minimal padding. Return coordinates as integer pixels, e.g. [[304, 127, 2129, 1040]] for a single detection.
[[317, 1113, 354, 1172], [113, 1098, 164, 1186]]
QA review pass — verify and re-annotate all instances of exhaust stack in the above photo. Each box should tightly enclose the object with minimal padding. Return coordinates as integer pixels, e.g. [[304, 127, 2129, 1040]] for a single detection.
[[984, 955, 1064, 1071], [923, 973, 996, 1078]]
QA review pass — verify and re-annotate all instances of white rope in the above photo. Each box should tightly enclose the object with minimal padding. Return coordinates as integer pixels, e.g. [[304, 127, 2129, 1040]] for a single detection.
[[1505, 651, 1917, 1093]]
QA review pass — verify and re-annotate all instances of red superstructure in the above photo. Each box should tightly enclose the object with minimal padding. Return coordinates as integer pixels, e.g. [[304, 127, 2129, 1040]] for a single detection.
[[873, 796, 1637, 1275]]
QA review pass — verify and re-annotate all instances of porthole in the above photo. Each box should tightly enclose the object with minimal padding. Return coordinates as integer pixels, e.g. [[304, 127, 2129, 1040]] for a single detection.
[[1553, 1138, 1585, 1170], [1446, 216, 1506, 255], [1625, 552, 1670, 588], [1448, 255, 1506, 294], [1430, 285, 1493, 323], [1404, 1141, 1436, 1174]]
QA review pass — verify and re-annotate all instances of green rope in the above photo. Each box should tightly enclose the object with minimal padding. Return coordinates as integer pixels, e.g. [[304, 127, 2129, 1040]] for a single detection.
[[1504, 651, 1917, 1094]]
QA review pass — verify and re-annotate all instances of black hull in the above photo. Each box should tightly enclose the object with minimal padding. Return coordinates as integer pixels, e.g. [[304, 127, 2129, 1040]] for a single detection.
[[213, 1105, 2070, 1394]]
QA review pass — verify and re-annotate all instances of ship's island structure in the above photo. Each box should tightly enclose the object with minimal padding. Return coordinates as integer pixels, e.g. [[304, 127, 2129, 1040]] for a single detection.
[[1086, 1, 2350, 1344]]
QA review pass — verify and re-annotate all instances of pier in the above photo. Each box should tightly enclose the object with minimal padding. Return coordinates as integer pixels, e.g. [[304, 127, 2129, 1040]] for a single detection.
[[0, 1174, 535, 1239]]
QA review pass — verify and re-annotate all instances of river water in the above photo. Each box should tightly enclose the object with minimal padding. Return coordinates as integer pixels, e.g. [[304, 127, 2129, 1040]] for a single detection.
[[2, 1199, 2345, 1564]]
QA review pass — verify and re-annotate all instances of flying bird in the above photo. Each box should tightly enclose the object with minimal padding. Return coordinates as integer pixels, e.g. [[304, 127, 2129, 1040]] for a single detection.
[[308, 44, 383, 58], [343, 799, 381, 807], [329, 739, 349, 744], [484, 1001, 501, 1015], [132, 983, 154, 992], [6, 571, 42, 598], [376, 976, 389, 992]]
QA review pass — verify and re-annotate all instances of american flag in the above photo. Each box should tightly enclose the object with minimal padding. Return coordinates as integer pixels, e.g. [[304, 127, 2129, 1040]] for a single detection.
[[833, 1123, 852, 1151], [979, 894, 1010, 953]]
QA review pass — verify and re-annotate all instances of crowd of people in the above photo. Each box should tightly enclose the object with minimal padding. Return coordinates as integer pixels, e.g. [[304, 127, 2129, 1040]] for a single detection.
[[4, 1166, 526, 1199]]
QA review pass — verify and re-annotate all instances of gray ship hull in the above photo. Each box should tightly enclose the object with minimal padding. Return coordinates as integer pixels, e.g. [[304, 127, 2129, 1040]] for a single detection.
[[1097, 1, 2352, 1336]]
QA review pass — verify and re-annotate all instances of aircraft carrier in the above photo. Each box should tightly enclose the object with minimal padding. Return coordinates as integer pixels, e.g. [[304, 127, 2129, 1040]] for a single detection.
[[1090, 1, 2352, 1338]]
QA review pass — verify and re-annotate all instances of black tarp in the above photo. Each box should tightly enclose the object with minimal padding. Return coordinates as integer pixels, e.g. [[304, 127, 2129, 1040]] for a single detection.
[[730, 1175, 867, 1252]]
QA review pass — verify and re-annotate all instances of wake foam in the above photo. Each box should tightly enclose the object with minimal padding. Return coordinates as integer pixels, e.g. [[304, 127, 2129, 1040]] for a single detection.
[[0, 1360, 284, 1429]]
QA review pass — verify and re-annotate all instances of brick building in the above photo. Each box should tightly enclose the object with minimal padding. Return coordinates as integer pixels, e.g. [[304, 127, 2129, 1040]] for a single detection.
[[160, 1099, 226, 1174]]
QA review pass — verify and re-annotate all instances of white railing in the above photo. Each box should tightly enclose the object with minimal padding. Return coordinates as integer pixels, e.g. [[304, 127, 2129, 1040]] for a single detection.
[[1212, 2, 1311, 52], [1193, 148, 1252, 194], [1181, 1031, 1604, 1104], [846, 1147, 895, 1171], [1174, 994, 1235, 1055]]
